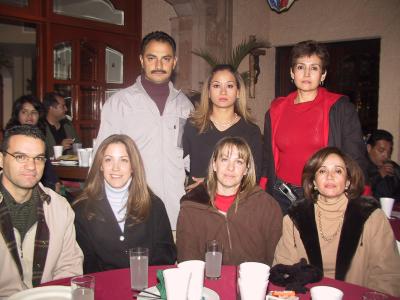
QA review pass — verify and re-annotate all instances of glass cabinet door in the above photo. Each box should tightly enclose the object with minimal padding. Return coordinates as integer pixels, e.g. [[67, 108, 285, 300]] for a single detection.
[[53, 42, 72, 80], [106, 47, 123, 84], [49, 23, 139, 147]]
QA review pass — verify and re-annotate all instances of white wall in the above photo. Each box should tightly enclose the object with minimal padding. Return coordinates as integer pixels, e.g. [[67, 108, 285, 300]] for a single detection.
[[142, 0, 177, 37], [232, 0, 273, 126]]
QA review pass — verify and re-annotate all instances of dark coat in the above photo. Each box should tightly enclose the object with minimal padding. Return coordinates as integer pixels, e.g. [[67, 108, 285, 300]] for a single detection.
[[74, 194, 176, 273], [367, 159, 400, 200], [262, 89, 369, 193], [288, 196, 378, 280], [274, 196, 400, 296]]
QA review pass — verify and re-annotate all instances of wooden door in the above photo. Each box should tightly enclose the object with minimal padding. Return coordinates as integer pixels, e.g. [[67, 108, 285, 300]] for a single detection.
[[48, 24, 140, 147]]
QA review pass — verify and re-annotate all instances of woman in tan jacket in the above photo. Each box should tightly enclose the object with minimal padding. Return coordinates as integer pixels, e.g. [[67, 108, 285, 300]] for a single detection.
[[274, 147, 400, 297]]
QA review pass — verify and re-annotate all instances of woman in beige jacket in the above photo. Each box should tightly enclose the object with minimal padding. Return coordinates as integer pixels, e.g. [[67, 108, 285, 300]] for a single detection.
[[274, 147, 400, 297]]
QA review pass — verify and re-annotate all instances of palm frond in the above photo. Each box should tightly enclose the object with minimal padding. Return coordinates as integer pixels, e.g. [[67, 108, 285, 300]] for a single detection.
[[191, 49, 221, 68], [192, 36, 269, 72], [228, 39, 269, 70]]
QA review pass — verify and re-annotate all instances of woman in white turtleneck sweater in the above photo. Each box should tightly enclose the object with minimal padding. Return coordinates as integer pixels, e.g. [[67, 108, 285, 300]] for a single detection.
[[274, 147, 400, 297], [73, 134, 176, 273]]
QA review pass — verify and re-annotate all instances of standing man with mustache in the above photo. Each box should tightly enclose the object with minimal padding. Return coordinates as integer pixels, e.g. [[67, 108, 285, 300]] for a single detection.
[[94, 31, 193, 229]]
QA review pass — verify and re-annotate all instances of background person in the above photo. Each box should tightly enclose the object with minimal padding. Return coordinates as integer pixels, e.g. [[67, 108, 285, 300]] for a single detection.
[[94, 31, 193, 229], [183, 64, 262, 190], [262, 40, 368, 214], [273, 147, 400, 297], [367, 129, 400, 200], [73, 134, 176, 273], [177, 137, 282, 265], [43, 92, 80, 158], [5, 95, 60, 192], [0, 125, 82, 298]]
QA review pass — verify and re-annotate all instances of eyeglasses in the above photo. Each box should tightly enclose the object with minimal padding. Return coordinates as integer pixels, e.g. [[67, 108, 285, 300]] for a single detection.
[[3, 151, 47, 164]]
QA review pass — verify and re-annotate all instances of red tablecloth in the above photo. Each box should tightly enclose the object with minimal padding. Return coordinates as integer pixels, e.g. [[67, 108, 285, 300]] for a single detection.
[[43, 266, 236, 299], [390, 218, 400, 241], [42, 265, 399, 300]]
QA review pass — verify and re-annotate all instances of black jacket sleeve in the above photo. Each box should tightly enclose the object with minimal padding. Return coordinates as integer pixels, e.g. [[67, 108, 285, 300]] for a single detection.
[[328, 97, 369, 179], [248, 123, 263, 182], [73, 203, 102, 274], [149, 197, 177, 265], [262, 110, 276, 192]]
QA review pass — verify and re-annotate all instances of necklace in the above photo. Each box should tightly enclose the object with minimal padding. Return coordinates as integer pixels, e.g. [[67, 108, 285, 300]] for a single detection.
[[211, 113, 238, 128], [317, 206, 344, 243]]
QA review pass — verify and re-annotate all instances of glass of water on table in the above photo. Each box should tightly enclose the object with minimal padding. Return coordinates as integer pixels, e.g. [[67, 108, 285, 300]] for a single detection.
[[205, 240, 222, 279], [130, 247, 149, 290], [71, 275, 95, 300]]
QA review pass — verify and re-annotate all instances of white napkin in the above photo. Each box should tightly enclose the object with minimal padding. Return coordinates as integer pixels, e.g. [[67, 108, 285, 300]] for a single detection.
[[177, 260, 205, 300], [163, 268, 191, 300], [238, 262, 270, 300]]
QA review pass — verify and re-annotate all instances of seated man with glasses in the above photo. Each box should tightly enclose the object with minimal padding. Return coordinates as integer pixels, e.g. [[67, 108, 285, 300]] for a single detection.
[[0, 125, 83, 298]]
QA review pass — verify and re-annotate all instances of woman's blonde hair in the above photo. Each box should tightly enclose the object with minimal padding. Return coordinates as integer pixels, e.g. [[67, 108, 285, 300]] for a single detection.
[[190, 64, 252, 133], [206, 137, 256, 211], [74, 134, 152, 224]]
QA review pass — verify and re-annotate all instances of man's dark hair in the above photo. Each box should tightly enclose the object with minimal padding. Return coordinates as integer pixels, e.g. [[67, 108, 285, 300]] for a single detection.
[[140, 31, 176, 55], [43, 92, 63, 114], [367, 129, 393, 146], [2, 125, 46, 152]]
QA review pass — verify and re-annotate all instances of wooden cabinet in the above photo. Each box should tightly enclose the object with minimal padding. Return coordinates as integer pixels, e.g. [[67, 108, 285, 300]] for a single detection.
[[0, 0, 141, 146]]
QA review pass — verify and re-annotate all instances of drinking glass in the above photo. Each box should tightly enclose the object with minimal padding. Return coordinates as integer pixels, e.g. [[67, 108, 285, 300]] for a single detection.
[[130, 247, 149, 290], [205, 240, 222, 279], [71, 275, 95, 300], [73, 143, 82, 154]]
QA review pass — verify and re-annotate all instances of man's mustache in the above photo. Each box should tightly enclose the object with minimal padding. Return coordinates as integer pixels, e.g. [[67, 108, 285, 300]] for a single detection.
[[151, 70, 167, 74]]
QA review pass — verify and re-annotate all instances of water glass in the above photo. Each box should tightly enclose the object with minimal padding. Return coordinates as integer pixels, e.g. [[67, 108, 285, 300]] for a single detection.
[[71, 275, 95, 300], [78, 149, 91, 167], [205, 240, 222, 279], [73, 143, 82, 154], [130, 247, 149, 290]]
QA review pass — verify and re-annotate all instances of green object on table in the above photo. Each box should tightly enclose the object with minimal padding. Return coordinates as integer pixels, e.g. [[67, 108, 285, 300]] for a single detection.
[[156, 270, 167, 299], [156, 269, 205, 300]]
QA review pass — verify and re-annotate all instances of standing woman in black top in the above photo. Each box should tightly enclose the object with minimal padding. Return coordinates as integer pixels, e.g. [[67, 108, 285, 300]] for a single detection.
[[183, 64, 262, 190]]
